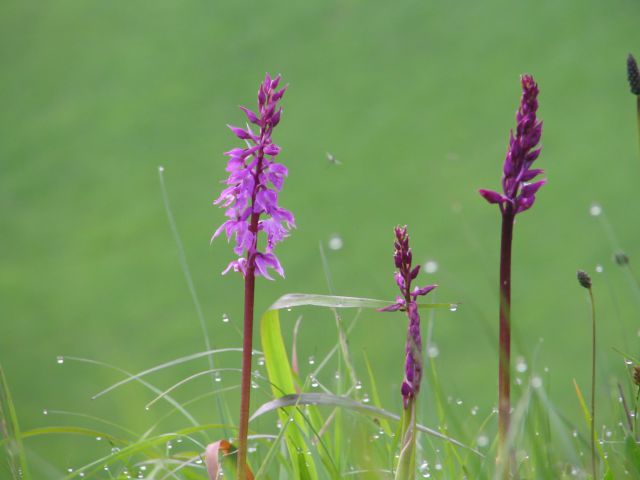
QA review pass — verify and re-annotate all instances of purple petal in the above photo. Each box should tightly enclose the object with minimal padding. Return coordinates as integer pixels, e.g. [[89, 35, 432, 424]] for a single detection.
[[239, 106, 260, 124], [521, 179, 546, 197], [521, 168, 543, 182], [411, 284, 438, 298], [479, 189, 505, 205], [227, 125, 254, 141]]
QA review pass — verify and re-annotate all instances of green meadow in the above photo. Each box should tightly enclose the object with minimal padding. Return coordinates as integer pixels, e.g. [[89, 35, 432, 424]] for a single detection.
[[2, 0, 640, 475]]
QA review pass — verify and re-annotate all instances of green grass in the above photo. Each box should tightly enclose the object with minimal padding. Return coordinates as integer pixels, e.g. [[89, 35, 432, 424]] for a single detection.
[[1, 0, 640, 476]]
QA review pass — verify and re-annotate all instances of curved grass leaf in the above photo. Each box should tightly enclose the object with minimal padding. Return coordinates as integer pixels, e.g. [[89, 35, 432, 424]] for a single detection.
[[251, 393, 482, 457], [0, 365, 30, 480], [268, 293, 455, 312]]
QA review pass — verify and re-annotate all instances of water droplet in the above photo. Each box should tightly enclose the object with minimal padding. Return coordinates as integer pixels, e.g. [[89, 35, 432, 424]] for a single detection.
[[449, 304, 458, 312], [328, 234, 344, 251], [286, 308, 292, 312], [362, 393, 370, 403], [310, 375, 319, 388], [589, 203, 602, 217], [276, 419, 283, 429], [595, 264, 604, 273], [606, 430, 612, 438], [214, 371, 222, 382], [334, 371, 341, 380], [625, 360, 633, 365], [419, 461, 430, 477], [572, 430, 578, 438], [96, 436, 102, 441], [455, 398, 463, 406], [308, 356, 315, 365], [257, 356, 265, 366], [166, 442, 173, 450], [248, 444, 257, 453], [434, 463, 442, 471], [67, 468, 74, 473], [56, 356, 64, 365], [252, 369, 260, 378], [79, 473, 85, 478], [221, 313, 230, 323], [251, 381, 259, 389], [424, 260, 439, 274], [531, 376, 543, 388], [516, 358, 527, 373], [355, 380, 363, 390], [158, 166, 165, 173], [111, 447, 120, 454], [427, 344, 440, 358], [471, 406, 479, 416], [42, 409, 48, 415], [515, 377, 522, 385], [477, 435, 489, 447]]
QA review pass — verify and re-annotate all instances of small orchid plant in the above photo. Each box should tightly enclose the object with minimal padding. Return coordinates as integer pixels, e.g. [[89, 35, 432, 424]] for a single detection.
[[379, 226, 437, 478], [479, 74, 544, 472], [212, 73, 292, 478]]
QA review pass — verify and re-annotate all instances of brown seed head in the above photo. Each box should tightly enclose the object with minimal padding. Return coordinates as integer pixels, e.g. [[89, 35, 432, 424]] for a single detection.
[[577, 270, 592, 289], [634, 365, 640, 386]]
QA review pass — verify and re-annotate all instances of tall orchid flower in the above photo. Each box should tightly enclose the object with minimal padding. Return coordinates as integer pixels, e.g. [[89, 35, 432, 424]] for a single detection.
[[379, 226, 436, 479], [478, 74, 544, 473], [212, 73, 292, 478]]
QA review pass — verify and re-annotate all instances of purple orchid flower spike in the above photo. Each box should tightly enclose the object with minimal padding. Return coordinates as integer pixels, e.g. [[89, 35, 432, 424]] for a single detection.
[[211, 74, 293, 479], [479, 74, 545, 215], [378, 226, 437, 409], [213, 73, 294, 280], [478, 74, 544, 473]]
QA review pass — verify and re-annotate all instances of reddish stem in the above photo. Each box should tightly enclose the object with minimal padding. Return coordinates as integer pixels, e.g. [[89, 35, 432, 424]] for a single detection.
[[237, 260, 256, 479], [498, 205, 514, 474]]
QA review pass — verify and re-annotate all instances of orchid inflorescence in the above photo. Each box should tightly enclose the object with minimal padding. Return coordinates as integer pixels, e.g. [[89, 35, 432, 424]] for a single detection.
[[379, 226, 437, 409], [479, 74, 544, 215], [212, 73, 294, 280]]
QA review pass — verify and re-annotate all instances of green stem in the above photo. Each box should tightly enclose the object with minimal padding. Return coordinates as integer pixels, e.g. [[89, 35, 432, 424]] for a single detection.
[[588, 287, 597, 480]]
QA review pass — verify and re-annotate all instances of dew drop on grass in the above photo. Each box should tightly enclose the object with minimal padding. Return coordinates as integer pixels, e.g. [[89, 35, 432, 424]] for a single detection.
[[427, 344, 440, 358], [449, 304, 458, 312], [56, 356, 64, 365], [308, 356, 315, 365], [595, 264, 604, 273], [310, 376, 319, 388], [434, 463, 442, 471], [531, 376, 543, 388], [221, 313, 230, 323], [477, 435, 489, 447], [111, 447, 120, 454], [589, 203, 602, 216], [625, 359, 633, 365], [42, 409, 48, 415], [95, 436, 102, 441], [471, 406, 479, 416], [419, 461, 430, 477], [334, 371, 341, 380], [355, 380, 363, 390], [251, 381, 259, 389], [257, 356, 265, 366], [158, 166, 165, 173], [362, 393, 370, 403], [572, 430, 578, 438], [424, 260, 438, 274], [455, 398, 463, 405], [515, 358, 527, 373], [214, 371, 222, 382], [328, 234, 344, 251]]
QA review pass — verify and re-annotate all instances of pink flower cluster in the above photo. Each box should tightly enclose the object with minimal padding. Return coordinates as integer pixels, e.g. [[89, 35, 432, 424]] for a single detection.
[[212, 74, 294, 280]]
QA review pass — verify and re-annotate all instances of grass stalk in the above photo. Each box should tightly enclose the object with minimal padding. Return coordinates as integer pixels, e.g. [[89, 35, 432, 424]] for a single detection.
[[587, 285, 597, 480]]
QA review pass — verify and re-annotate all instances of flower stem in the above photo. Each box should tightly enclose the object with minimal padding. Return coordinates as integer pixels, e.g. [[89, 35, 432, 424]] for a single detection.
[[636, 96, 640, 155], [498, 206, 514, 475], [587, 286, 597, 480], [237, 256, 257, 479]]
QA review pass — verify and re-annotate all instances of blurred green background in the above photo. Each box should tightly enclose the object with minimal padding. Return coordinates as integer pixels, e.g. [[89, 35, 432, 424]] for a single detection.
[[2, 0, 640, 474]]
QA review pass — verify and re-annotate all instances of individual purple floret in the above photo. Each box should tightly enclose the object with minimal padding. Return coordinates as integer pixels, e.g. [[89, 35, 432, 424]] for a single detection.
[[212, 73, 294, 279], [379, 226, 437, 409], [479, 74, 545, 215]]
